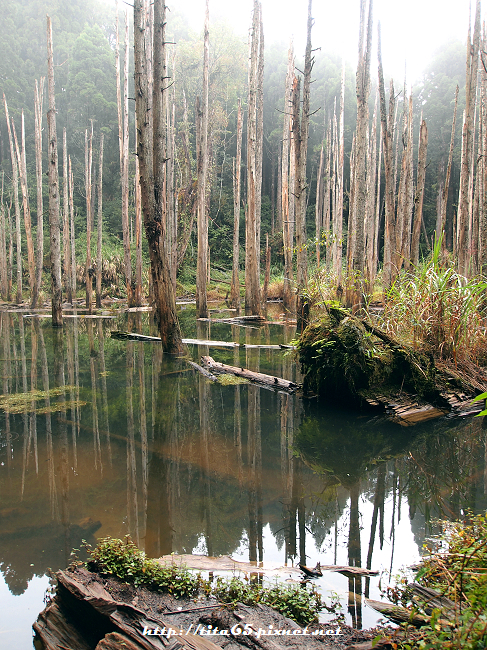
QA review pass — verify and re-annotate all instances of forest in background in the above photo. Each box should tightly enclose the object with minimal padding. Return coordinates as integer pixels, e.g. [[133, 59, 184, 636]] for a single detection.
[[0, 0, 475, 321]]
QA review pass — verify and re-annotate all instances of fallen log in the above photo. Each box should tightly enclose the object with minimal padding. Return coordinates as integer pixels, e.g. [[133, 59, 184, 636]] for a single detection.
[[201, 356, 300, 393], [365, 598, 429, 627], [110, 332, 293, 350], [187, 361, 218, 382]]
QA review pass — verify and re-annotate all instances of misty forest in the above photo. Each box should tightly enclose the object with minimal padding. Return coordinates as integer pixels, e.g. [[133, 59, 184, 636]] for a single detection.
[[3, 0, 487, 648]]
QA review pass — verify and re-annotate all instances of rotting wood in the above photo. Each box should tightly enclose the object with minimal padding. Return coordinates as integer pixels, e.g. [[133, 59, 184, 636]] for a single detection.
[[201, 356, 299, 392], [365, 598, 430, 627], [187, 360, 218, 382]]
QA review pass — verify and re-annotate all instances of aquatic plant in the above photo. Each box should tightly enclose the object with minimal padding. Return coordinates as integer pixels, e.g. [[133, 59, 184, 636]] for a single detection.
[[85, 536, 323, 625]]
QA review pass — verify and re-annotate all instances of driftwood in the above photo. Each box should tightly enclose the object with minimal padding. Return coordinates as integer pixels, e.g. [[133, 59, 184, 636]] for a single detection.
[[187, 361, 218, 382], [408, 583, 457, 618], [33, 568, 221, 650], [365, 598, 429, 627], [320, 565, 379, 577], [110, 331, 293, 351], [209, 315, 266, 325], [201, 356, 299, 393]]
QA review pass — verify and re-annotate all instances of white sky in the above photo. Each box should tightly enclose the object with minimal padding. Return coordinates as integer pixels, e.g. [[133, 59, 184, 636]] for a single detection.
[[171, 0, 474, 83]]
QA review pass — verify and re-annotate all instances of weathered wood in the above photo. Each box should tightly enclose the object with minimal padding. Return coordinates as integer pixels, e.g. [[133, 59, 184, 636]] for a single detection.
[[365, 598, 429, 626], [187, 360, 218, 382], [320, 564, 379, 577], [408, 583, 457, 618], [111, 331, 293, 350], [201, 356, 299, 392]]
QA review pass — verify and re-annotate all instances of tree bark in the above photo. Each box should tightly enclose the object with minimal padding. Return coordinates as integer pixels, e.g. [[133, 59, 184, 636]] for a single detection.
[[3, 95, 22, 303], [134, 0, 182, 353], [411, 120, 428, 266], [295, 0, 313, 332], [282, 41, 294, 311], [378, 24, 396, 288], [245, 0, 263, 316], [231, 98, 243, 311], [196, 0, 210, 319], [438, 86, 459, 244], [33, 78, 45, 308], [63, 128, 72, 304], [0, 175, 7, 300], [46, 16, 63, 326], [96, 134, 104, 309], [68, 156, 76, 302], [85, 125, 93, 312]]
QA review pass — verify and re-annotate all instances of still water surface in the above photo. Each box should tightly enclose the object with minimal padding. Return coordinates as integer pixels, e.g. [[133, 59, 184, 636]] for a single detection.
[[0, 307, 486, 649]]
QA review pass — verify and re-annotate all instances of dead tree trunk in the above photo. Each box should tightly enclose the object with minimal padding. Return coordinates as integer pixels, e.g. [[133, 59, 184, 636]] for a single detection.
[[411, 119, 428, 266], [196, 0, 210, 319], [0, 175, 7, 300], [346, 0, 373, 308], [282, 41, 294, 311], [457, 0, 480, 276], [68, 156, 76, 301], [14, 112, 35, 298], [46, 16, 63, 325], [33, 78, 45, 308], [84, 125, 93, 312], [378, 24, 396, 288], [334, 65, 345, 285], [231, 98, 243, 311], [96, 134, 104, 309], [134, 0, 183, 353], [294, 0, 314, 332], [4, 95, 22, 303], [438, 86, 459, 243], [63, 128, 72, 304], [245, 0, 263, 316]]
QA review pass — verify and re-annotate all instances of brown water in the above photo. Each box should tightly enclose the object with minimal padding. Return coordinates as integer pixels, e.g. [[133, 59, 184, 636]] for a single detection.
[[0, 308, 486, 649]]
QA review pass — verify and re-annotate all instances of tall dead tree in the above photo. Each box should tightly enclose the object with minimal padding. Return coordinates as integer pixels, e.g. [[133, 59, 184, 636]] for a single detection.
[[4, 96, 22, 303], [84, 124, 93, 311], [245, 0, 263, 316], [196, 0, 210, 319], [231, 98, 243, 311], [33, 78, 45, 308], [346, 0, 373, 307], [282, 42, 294, 311], [0, 175, 7, 300], [457, 0, 481, 276], [411, 119, 428, 266], [378, 24, 396, 288], [63, 128, 72, 304], [96, 134, 104, 309], [333, 65, 345, 284], [46, 16, 63, 325], [68, 156, 76, 301], [134, 0, 182, 352], [294, 0, 314, 331], [437, 86, 459, 244]]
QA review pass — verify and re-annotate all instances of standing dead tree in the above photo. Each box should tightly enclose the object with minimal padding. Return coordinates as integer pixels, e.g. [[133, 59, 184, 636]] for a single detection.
[[46, 16, 63, 325], [231, 98, 243, 311], [294, 0, 314, 331], [134, 0, 182, 353], [33, 78, 45, 308], [96, 134, 104, 309], [196, 0, 210, 319], [281, 41, 294, 312], [245, 0, 263, 316], [84, 124, 93, 312]]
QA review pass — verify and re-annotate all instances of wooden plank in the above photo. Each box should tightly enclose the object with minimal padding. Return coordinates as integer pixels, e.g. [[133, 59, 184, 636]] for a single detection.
[[201, 356, 299, 392]]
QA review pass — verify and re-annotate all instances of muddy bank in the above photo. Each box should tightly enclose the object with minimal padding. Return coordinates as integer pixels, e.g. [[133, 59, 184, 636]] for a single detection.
[[33, 567, 391, 650]]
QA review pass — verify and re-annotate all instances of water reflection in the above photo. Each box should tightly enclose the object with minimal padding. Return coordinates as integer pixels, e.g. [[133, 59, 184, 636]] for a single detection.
[[0, 310, 486, 645]]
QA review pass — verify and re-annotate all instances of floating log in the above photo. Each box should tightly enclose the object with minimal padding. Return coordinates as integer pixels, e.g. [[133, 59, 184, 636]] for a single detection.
[[201, 356, 299, 393], [187, 361, 218, 382], [210, 315, 266, 325], [156, 554, 301, 577], [365, 598, 429, 626], [111, 331, 294, 350], [299, 563, 322, 578], [320, 564, 379, 577]]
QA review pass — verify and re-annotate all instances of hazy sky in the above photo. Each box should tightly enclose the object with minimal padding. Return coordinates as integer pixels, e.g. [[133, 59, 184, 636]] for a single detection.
[[168, 0, 474, 83]]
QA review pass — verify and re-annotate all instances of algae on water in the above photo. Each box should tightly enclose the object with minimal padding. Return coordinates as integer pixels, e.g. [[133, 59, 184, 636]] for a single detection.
[[0, 386, 87, 414]]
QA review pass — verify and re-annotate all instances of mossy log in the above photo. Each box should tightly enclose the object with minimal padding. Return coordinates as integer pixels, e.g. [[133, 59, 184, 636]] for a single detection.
[[295, 306, 485, 423]]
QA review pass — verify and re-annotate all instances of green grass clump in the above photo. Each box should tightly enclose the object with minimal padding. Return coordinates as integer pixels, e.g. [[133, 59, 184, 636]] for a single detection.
[[85, 537, 323, 625]]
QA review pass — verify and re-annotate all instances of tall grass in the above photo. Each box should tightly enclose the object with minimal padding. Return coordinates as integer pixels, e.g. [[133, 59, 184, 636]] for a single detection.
[[378, 240, 487, 365]]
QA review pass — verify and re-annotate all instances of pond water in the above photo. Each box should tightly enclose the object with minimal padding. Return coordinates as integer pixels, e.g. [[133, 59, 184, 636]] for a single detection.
[[0, 306, 486, 649]]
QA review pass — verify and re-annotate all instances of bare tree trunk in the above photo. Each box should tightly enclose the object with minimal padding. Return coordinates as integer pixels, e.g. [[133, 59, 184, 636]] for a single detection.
[[245, 0, 263, 316], [46, 16, 63, 326], [457, 0, 481, 276], [263, 233, 271, 306], [63, 128, 72, 304], [334, 65, 345, 285], [68, 156, 76, 301], [411, 120, 428, 266], [196, 0, 210, 319], [294, 0, 313, 332], [96, 134, 104, 309], [378, 24, 396, 288], [123, 11, 133, 305], [438, 86, 459, 243], [346, 0, 373, 308], [13, 113, 35, 297], [84, 125, 93, 312], [480, 40, 487, 273], [365, 91, 378, 285], [32, 78, 45, 308], [3, 96, 22, 303], [0, 175, 7, 300], [134, 0, 182, 353], [315, 136, 325, 267], [231, 98, 243, 311], [282, 41, 294, 311], [135, 124, 143, 306]]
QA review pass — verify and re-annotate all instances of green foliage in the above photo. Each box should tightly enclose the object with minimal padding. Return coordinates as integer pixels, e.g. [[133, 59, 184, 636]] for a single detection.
[[212, 576, 323, 626], [385, 514, 487, 649], [85, 537, 323, 625]]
